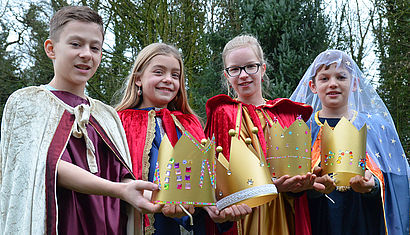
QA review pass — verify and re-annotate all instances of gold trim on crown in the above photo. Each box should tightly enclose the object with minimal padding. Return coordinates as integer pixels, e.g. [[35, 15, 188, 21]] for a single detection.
[[152, 131, 216, 206], [266, 118, 312, 177], [321, 117, 367, 186], [215, 129, 277, 210]]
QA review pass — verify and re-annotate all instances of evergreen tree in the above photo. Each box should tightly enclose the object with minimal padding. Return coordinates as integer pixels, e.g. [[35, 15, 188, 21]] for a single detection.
[[373, 0, 409, 154], [0, 22, 22, 123], [193, 0, 330, 120], [238, 0, 330, 99], [21, 3, 54, 86]]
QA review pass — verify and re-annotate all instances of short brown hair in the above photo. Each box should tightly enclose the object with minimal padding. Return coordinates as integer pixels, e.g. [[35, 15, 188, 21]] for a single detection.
[[49, 6, 104, 41]]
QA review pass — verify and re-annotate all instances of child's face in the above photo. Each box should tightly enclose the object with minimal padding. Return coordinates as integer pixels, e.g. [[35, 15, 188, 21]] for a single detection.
[[45, 21, 103, 94], [137, 55, 181, 109], [224, 47, 265, 102], [309, 63, 352, 111]]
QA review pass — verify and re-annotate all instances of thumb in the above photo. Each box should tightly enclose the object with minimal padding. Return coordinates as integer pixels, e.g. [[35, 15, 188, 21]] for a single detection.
[[134, 180, 159, 191]]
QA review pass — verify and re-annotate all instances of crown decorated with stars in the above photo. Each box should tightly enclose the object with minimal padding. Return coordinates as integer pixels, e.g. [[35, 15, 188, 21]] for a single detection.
[[266, 117, 312, 178], [215, 128, 278, 210], [152, 131, 216, 206], [321, 117, 367, 186]]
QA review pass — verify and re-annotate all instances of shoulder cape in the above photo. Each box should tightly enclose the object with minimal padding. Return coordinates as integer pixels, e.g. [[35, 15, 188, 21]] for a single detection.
[[0, 86, 135, 235], [118, 108, 205, 181], [205, 94, 312, 160]]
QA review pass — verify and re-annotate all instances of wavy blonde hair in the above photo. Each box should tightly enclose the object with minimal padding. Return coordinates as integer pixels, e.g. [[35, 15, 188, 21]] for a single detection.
[[116, 43, 195, 115]]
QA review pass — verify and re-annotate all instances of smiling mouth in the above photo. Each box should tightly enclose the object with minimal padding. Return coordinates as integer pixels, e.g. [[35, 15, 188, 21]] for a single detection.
[[239, 81, 253, 86], [75, 64, 91, 70], [157, 87, 173, 92]]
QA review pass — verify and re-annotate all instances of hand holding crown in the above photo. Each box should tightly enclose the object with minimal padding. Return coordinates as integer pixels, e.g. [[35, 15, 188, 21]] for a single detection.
[[204, 204, 252, 223], [350, 169, 375, 193]]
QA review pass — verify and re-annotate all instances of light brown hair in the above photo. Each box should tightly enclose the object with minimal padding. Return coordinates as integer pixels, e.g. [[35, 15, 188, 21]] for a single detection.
[[49, 6, 104, 42], [116, 43, 195, 115]]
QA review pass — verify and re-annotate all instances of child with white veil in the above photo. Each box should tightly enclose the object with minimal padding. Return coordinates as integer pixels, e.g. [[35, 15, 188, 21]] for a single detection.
[[290, 50, 409, 235]]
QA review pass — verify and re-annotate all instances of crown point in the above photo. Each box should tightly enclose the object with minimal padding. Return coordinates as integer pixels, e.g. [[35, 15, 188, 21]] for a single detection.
[[251, 127, 258, 134], [216, 146, 223, 153], [228, 129, 236, 136], [245, 138, 252, 145], [201, 139, 207, 145]]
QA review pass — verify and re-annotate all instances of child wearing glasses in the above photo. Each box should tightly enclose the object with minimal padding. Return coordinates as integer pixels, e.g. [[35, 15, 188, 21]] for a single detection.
[[205, 35, 323, 235]]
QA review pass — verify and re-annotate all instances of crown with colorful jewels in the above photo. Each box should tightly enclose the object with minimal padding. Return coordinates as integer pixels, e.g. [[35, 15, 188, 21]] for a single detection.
[[152, 131, 216, 206], [321, 117, 367, 186], [215, 128, 278, 210], [266, 117, 312, 178]]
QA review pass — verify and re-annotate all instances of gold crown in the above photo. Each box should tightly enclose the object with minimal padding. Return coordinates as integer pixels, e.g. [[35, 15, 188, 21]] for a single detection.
[[321, 117, 367, 186], [266, 118, 312, 177], [152, 131, 216, 206], [215, 128, 277, 210]]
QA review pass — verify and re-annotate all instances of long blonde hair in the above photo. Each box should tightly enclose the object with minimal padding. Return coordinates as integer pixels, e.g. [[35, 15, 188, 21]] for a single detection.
[[116, 43, 195, 115]]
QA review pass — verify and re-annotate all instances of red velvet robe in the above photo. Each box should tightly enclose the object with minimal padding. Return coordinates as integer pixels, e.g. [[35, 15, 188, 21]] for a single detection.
[[118, 108, 212, 234], [205, 94, 313, 235], [118, 108, 205, 181]]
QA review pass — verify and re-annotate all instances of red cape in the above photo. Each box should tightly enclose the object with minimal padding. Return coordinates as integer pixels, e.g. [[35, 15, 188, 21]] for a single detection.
[[118, 108, 205, 181], [205, 94, 313, 235], [205, 94, 312, 160]]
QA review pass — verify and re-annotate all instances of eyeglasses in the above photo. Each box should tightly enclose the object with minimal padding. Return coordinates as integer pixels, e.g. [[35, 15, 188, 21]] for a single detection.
[[225, 63, 261, 77]]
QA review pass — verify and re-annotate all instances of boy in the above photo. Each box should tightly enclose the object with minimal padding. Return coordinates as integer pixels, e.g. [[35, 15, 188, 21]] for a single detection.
[[0, 6, 161, 234], [290, 50, 409, 235]]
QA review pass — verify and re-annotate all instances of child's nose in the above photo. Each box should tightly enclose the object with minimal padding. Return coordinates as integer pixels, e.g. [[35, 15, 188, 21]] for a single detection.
[[79, 48, 92, 59], [238, 68, 248, 78], [329, 77, 338, 87], [162, 73, 172, 83]]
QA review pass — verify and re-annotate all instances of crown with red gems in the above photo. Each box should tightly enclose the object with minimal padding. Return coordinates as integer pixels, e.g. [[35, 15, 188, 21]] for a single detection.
[[215, 128, 278, 210], [266, 117, 312, 178], [321, 117, 367, 186], [152, 131, 216, 206]]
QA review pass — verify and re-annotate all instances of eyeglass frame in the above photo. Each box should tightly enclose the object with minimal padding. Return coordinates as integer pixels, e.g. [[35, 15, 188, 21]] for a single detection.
[[224, 63, 262, 77]]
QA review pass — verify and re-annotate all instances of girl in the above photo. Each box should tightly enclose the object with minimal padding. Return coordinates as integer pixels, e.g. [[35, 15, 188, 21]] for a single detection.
[[116, 43, 250, 234], [290, 50, 410, 235], [205, 35, 320, 235]]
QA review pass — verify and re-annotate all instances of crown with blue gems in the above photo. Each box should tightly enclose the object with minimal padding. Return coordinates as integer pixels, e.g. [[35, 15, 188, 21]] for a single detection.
[[266, 117, 312, 178], [152, 131, 216, 206], [321, 117, 367, 186], [215, 127, 278, 210]]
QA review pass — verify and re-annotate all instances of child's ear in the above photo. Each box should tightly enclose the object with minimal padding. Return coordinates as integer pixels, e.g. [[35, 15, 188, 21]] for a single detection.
[[309, 80, 317, 94], [352, 77, 359, 92], [261, 63, 266, 77], [44, 39, 56, 59], [134, 76, 142, 87], [223, 70, 229, 79]]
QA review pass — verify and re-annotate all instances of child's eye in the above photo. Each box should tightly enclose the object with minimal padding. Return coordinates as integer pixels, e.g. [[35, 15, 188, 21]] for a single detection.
[[171, 73, 180, 79], [246, 64, 257, 69], [338, 76, 347, 80], [319, 77, 328, 81], [71, 42, 80, 47], [91, 46, 101, 52], [153, 70, 163, 75], [228, 67, 240, 73]]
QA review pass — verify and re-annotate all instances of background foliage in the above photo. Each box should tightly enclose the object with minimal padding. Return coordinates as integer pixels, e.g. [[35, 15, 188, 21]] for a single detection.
[[0, 0, 408, 156]]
